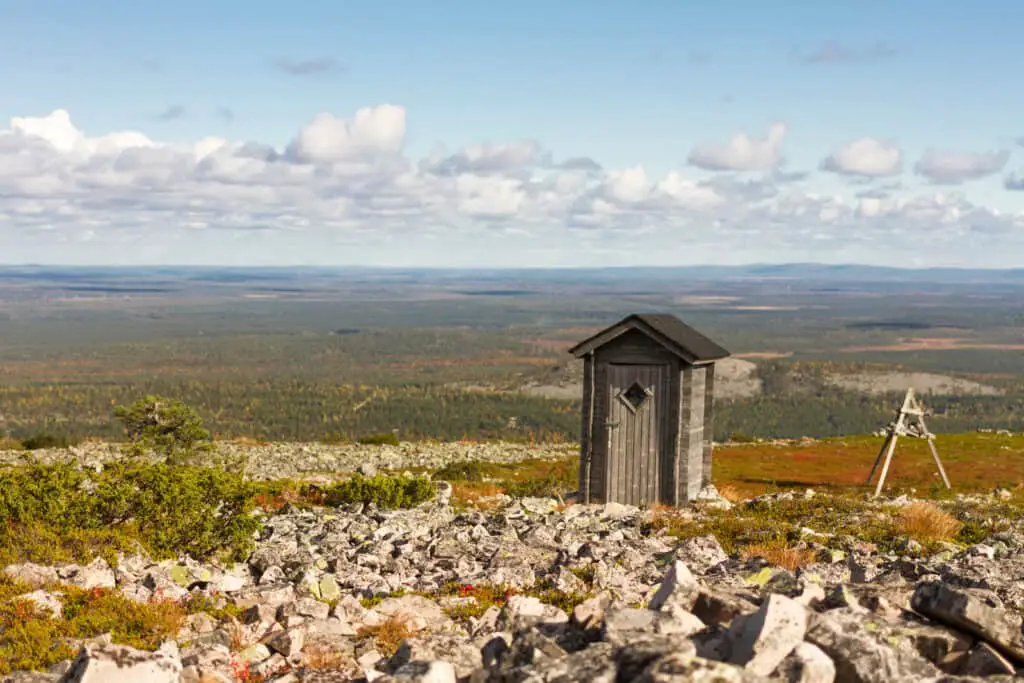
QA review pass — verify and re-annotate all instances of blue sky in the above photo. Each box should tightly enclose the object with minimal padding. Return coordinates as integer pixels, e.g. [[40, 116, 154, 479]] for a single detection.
[[1, 0, 1023, 267]]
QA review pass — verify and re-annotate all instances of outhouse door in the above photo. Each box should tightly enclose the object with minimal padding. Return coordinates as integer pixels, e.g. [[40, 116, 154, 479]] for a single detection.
[[605, 363, 667, 506]]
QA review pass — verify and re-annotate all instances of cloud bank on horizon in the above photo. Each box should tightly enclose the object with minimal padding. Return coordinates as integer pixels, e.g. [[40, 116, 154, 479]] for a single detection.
[[2, 105, 1022, 268]]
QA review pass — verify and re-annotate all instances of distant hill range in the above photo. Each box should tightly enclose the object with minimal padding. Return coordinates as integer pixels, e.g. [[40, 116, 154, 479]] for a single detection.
[[2, 263, 1024, 284]]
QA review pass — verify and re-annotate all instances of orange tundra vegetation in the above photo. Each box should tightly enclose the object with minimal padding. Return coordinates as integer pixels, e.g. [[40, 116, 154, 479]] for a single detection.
[[711, 432, 1024, 499]]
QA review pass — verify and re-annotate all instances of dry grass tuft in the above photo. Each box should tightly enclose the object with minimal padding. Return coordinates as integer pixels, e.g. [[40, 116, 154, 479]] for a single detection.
[[223, 618, 248, 651], [645, 502, 689, 530], [740, 539, 816, 571], [898, 502, 961, 543], [302, 642, 359, 672], [715, 484, 744, 503], [356, 616, 412, 656]]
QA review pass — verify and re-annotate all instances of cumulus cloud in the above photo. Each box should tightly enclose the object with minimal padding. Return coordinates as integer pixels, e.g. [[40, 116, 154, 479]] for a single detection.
[[423, 140, 542, 176], [557, 156, 603, 172], [272, 57, 342, 76], [1, 107, 1023, 267], [284, 106, 406, 163], [688, 123, 787, 172], [820, 138, 902, 178], [914, 148, 1010, 184]]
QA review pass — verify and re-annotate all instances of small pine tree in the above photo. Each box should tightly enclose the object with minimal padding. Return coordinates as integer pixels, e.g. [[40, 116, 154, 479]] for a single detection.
[[114, 395, 216, 466]]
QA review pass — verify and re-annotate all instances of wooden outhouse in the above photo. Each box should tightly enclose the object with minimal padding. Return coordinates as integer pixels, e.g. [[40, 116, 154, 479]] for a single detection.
[[568, 313, 730, 506]]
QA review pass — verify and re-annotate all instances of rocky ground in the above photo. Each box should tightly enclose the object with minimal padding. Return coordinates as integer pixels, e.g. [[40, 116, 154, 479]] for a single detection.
[[0, 441, 576, 481], [4, 482, 1024, 682]]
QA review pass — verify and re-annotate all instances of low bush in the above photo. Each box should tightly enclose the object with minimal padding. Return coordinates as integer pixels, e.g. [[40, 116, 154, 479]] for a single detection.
[[0, 460, 260, 564], [0, 577, 186, 676], [18, 432, 79, 451], [0, 522, 139, 568], [357, 432, 400, 446], [322, 474, 435, 509], [433, 460, 489, 482]]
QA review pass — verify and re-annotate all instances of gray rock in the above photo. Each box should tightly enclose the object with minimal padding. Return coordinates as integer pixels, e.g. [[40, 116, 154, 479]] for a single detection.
[[602, 607, 704, 648], [958, 641, 1016, 677], [728, 594, 808, 677], [648, 561, 699, 614], [804, 610, 941, 683], [16, 590, 63, 619], [910, 580, 1024, 664], [633, 651, 768, 682], [2, 672, 62, 683], [58, 642, 182, 683], [386, 660, 456, 683], [4, 563, 60, 587], [677, 535, 730, 573], [772, 642, 836, 683], [58, 558, 116, 590]]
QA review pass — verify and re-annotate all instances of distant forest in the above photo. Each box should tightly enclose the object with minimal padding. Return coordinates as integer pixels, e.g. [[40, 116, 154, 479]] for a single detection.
[[2, 370, 1021, 446]]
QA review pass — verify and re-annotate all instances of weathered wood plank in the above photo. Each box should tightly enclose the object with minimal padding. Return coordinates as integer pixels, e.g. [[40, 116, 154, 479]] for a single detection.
[[702, 362, 716, 489]]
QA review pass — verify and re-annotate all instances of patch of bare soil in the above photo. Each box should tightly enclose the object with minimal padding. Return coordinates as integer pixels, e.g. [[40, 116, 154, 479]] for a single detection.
[[826, 371, 1004, 396], [844, 337, 1024, 352], [734, 351, 793, 359], [711, 357, 763, 399]]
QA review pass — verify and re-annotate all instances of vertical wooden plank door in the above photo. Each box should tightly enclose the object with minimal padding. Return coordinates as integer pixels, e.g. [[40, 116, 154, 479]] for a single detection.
[[606, 363, 666, 506]]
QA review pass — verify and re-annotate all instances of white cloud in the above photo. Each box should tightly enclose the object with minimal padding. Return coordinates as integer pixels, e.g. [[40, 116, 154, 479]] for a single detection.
[[424, 140, 542, 175], [821, 138, 902, 178], [1, 107, 1022, 267], [688, 122, 787, 172], [284, 105, 406, 163], [914, 148, 1010, 184]]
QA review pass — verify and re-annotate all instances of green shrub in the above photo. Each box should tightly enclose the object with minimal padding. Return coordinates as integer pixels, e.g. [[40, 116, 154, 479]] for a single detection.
[[726, 432, 758, 444], [0, 460, 260, 563], [319, 432, 351, 445], [433, 460, 489, 482], [357, 432, 400, 446], [114, 395, 216, 466], [0, 437, 23, 451], [0, 522, 137, 568], [503, 475, 573, 498], [323, 474, 434, 509], [0, 578, 185, 675], [19, 432, 79, 450]]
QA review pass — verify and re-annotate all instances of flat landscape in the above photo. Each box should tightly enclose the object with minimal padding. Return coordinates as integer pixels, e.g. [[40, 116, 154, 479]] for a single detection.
[[2, 264, 1023, 446]]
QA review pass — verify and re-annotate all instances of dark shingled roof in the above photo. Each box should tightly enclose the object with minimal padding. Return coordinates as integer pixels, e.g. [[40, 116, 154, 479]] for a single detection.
[[568, 313, 730, 363]]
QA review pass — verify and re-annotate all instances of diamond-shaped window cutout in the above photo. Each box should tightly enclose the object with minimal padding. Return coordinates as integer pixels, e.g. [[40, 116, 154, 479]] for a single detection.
[[621, 382, 650, 412]]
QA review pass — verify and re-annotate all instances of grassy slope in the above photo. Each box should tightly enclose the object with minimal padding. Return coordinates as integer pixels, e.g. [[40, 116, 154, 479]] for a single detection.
[[712, 432, 1024, 498]]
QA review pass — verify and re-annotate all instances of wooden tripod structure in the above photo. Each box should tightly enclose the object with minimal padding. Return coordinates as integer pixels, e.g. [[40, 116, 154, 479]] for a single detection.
[[865, 388, 951, 497]]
